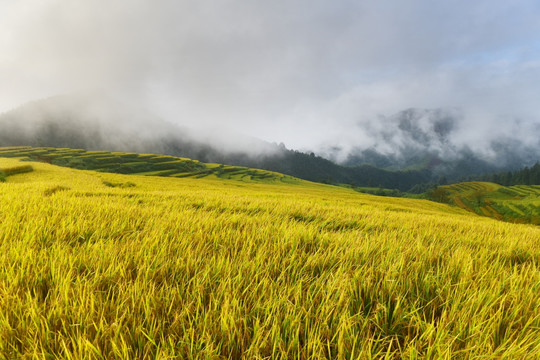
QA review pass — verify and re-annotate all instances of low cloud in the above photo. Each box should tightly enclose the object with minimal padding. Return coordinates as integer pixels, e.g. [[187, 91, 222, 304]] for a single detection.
[[1, 0, 539, 159]]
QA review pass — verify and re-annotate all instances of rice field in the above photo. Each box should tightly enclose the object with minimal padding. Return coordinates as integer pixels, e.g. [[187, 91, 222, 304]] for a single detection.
[[0, 147, 296, 184], [0, 155, 539, 358], [439, 182, 540, 225]]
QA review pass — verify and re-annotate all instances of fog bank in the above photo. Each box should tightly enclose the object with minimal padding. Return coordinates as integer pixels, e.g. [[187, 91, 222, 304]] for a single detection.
[[1, 1, 540, 159]]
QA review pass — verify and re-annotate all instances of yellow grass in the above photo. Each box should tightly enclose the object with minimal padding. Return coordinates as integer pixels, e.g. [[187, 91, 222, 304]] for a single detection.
[[0, 158, 539, 359]]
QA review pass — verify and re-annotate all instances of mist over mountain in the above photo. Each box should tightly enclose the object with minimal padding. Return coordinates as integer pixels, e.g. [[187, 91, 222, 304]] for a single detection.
[[0, 94, 429, 190], [1, 0, 540, 188], [0, 94, 281, 160], [317, 108, 540, 177], [1, 94, 539, 191], [2, 1, 540, 155]]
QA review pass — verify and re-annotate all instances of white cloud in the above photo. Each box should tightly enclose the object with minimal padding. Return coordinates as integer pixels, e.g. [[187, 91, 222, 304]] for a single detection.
[[1, 0, 540, 153]]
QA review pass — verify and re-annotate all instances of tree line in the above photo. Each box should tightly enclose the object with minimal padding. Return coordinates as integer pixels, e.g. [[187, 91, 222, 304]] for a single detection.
[[474, 162, 540, 186]]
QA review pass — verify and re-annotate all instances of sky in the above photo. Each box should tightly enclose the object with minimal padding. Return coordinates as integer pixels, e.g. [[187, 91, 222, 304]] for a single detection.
[[1, 0, 540, 152]]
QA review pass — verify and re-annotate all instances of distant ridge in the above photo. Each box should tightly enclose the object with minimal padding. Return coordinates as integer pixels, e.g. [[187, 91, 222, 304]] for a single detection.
[[2, 95, 537, 190], [0, 95, 432, 190]]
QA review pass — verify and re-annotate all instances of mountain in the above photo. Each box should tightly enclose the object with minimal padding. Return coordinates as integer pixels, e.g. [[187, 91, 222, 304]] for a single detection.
[[326, 108, 540, 179], [0, 94, 232, 157], [0, 94, 432, 190], [1, 95, 537, 190]]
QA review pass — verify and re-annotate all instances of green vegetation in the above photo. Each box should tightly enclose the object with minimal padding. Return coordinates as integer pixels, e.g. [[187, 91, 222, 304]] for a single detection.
[[351, 186, 405, 197], [249, 150, 432, 191], [0, 154, 538, 358], [0, 146, 298, 184], [431, 181, 540, 225], [475, 162, 540, 186]]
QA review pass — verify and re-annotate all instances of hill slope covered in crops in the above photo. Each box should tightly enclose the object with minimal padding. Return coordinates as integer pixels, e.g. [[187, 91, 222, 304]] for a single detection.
[[0, 146, 298, 184], [433, 182, 540, 225], [0, 156, 539, 358]]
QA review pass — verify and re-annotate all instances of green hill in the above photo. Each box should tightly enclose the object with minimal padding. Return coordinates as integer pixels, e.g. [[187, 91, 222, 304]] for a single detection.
[[432, 181, 540, 225], [0, 146, 299, 184]]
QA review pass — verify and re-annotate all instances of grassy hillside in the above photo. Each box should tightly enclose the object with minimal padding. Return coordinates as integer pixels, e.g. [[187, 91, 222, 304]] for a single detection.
[[0, 146, 298, 184], [0, 157, 539, 358], [436, 182, 540, 225]]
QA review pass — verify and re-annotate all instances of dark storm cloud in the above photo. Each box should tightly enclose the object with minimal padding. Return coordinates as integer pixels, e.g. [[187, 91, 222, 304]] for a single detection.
[[1, 0, 540, 154]]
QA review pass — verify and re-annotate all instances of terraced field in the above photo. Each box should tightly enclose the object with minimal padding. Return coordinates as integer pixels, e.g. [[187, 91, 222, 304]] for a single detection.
[[438, 182, 540, 225], [0, 146, 298, 184]]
